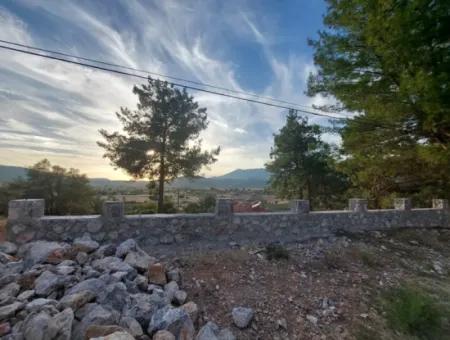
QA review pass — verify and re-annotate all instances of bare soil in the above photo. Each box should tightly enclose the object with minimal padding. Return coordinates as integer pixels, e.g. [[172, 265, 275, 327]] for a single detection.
[[172, 228, 450, 339]]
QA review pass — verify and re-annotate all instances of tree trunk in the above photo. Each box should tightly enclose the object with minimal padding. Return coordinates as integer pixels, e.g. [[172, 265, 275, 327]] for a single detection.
[[157, 158, 165, 213]]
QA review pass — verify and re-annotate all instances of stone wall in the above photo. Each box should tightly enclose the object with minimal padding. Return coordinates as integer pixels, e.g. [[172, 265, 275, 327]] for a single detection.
[[6, 198, 450, 253]]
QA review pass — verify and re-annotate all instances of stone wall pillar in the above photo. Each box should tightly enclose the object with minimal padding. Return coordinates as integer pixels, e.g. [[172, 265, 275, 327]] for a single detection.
[[394, 198, 412, 211], [432, 199, 449, 210], [290, 199, 310, 214], [349, 198, 368, 213], [8, 199, 45, 221], [215, 198, 233, 217], [102, 201, 124, 219]]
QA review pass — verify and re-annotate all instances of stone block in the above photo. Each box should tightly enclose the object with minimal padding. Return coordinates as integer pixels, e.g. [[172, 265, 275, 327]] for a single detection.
[[432, 199, 449, 210], [394, 198, 412, 211], [102, 201, 124, 219], [215, 198, 233, 217], [290, 200, 310, 214], [349, 198, 367, 212], [8, 199, 45, 221]]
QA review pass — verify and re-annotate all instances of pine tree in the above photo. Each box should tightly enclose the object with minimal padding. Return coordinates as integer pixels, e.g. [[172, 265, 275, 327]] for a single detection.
[[98, 78, 220, 212]]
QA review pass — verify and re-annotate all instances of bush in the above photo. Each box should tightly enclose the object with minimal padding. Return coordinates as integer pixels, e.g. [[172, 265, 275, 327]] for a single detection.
[[265, 244, 289, 261], [384, 286, 445, 339]]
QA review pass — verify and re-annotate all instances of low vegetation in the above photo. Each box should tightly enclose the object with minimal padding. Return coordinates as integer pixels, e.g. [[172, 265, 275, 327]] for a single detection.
[[383, 285, 447, 339], [265, 244, 290, 261]]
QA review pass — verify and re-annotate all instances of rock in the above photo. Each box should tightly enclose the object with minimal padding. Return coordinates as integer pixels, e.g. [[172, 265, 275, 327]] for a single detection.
[[0, 322, 11, 336], [94, 244, 117, 259], [75, 304, 117, 340], [26, 298, 57, 312], [306, 314, 318, 325], [0, 242, 17, 255], [120, 316, 144, 338], [148, 263, 167, 286], [76, 252, 89, 265], [85, 325, 126, 339], [164, 281, 179, 302], [195, 322, 218, 340], [19, 241, 65, 268], [0, 282, 20, 298], [22, 311, 52, 340], [0, 251, 16, 264], [0, 302, 23, 321], [97, 282, 130, 312], [73, 234, 99, 253], [34, 271, 63, 296], [174, 290, 187, 306], [277, 318, 288, 330], [59, 290, 96, 310], [432, 261, 444, 274], [65, 278, 106, 297], [166, 269, 181, 284], [46, 247, 75, 265], [153, 330, 175, 340], [180, 302, 198, 324], [17, 290, 35, 301], [147, 306, 194, 339], [90, 331, 135, 340], [56, 265, 75, 276], [134, 275, 149, 291], [231, 307, 254, 329], [115, 239, 137, 258], [123, 293, 166, 329], [125, 250, 156, 272], [49, 308, 74, 340], [92, 257, 136, 278], [195, 322, 235, 340]]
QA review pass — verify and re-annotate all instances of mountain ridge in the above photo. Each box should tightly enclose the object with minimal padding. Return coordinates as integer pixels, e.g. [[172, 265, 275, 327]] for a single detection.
[[0, 165, 270, 189]]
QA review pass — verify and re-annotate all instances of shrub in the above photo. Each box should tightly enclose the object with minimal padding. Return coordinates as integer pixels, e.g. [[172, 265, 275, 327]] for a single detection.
[[265, 244, 289, 261], [383, 286, 445, 339]]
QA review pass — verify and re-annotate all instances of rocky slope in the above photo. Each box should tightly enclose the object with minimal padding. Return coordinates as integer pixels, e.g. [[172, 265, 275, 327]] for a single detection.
[[0, 237, 240, 340]]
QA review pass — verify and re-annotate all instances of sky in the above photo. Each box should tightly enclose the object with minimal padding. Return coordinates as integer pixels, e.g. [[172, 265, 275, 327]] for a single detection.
[[0, 0, 338, 180]]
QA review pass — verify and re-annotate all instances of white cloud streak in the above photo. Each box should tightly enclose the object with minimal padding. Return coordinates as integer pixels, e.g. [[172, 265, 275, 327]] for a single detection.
[[0, 1, 339, 179]]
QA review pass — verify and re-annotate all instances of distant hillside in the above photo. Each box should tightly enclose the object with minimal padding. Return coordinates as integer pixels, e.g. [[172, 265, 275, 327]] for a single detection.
[[0, 165, 27, 183], [0, 165, 270, 189], [168, 168, 270, 189]]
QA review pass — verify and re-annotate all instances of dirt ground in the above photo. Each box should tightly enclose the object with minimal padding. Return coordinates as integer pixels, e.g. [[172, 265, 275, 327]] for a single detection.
[[171, 228, 450, 339]]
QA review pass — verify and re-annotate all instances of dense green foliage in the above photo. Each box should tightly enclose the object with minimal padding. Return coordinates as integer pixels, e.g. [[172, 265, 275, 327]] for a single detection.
[[383, 286, 446, 339], [183, 194, 216, 213], [98, 78, 220, 213], [265, 110, 348, 209], [308, 0, 450, 207], [0, 159, 98, 215]]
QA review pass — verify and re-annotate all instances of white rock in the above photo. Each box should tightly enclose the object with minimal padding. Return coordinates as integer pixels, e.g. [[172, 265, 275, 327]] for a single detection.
[[231, 307, 254, 329]]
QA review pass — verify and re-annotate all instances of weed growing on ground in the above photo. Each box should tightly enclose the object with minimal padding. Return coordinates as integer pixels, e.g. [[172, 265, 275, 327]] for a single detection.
[[383, 285, 446, 339], [265, 244, 289, 261]]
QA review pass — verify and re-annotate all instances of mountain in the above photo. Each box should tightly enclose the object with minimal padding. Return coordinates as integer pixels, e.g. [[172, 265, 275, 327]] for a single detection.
[[0, 165, 27, 183], [169, 168, 270, 189], [0, 165, 270, 189]]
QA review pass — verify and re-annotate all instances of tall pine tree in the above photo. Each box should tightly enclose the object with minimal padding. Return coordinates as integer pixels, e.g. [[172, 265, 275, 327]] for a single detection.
[[98, 78, 220, 212]]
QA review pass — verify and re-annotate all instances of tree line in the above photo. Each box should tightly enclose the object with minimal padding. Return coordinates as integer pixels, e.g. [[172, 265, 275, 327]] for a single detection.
[[1, 0, 448, 214]]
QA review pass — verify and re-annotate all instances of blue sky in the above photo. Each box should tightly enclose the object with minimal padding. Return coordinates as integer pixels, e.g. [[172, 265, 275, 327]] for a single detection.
[[0, 0, 336, 179]]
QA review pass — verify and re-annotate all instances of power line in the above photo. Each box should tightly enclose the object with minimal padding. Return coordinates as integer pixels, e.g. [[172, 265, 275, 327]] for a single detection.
[[0, 43, 347, 120], [0, 39, 334, 113]]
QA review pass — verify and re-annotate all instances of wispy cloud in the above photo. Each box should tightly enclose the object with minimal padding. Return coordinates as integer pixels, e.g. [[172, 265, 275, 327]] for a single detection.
[[0, 1, 337, 178]]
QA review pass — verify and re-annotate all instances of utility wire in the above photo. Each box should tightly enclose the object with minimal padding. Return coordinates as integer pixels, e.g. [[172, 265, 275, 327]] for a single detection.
[[0, 39, 334, 113], [0, 44, 348, 120], [0, 43, 403, 131]]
